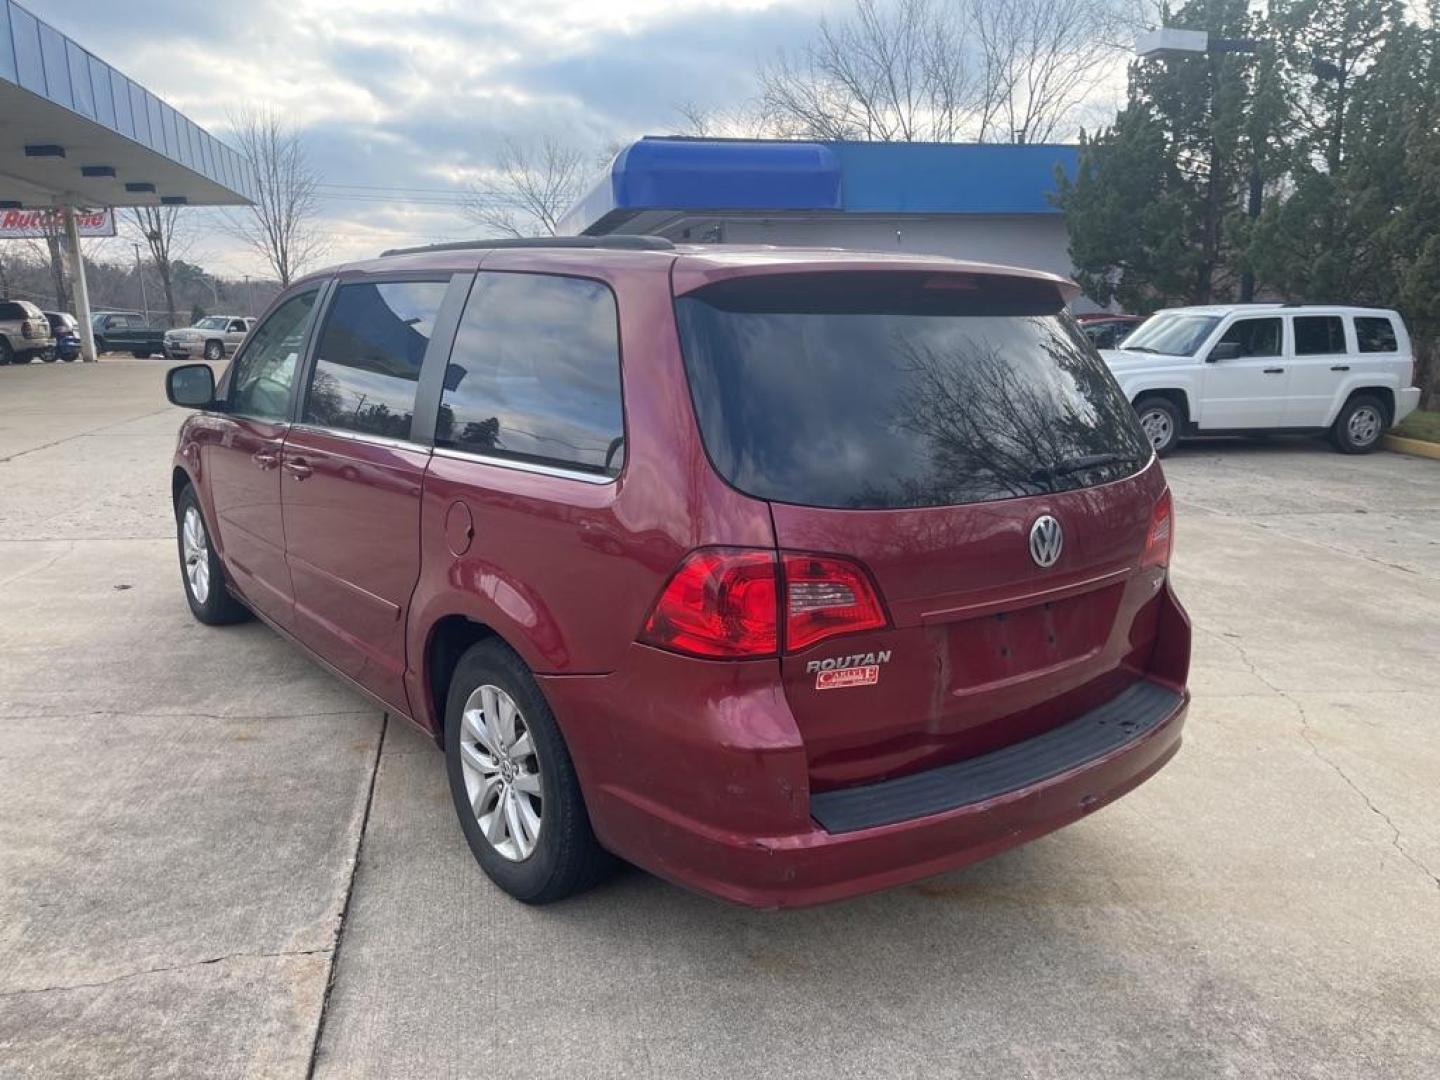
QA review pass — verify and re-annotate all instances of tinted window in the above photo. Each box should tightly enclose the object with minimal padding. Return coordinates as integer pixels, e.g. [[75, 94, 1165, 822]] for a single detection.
[[1355, 316, 1398, 353], [304, 280, 448, 439], [0, 303, 22, 320], [1294, 315, 1346, 355], [1217, 317, 1281, 357], [229, 290, 317, 420], [438, 273, 624, 476], [675, 273, 1151, 510]]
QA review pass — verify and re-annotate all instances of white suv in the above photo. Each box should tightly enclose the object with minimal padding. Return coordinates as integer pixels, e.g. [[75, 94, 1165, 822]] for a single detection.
[[1100, 304, 1422, 455]]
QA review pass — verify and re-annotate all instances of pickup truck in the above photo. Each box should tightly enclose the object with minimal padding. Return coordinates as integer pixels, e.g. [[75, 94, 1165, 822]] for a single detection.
[[91, 311, 169, 358]]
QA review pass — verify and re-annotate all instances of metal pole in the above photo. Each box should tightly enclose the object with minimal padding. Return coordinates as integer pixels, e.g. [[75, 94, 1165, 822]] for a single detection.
[[63, 207, 98, 363], [132, 241, 150, 322]]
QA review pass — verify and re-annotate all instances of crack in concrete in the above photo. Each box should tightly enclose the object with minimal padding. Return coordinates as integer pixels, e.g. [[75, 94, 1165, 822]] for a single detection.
[[0, 947, 334, 999], [305, 711, 389, 1079], [0, 407, 172, 465], [1201, 625, 1440, 894], [0, 541, 76, 590]]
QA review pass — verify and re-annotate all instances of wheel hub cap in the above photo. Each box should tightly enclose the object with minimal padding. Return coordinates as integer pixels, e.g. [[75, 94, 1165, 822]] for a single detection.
[[458, 684, 542, 862], [1349, 406, 1381, 445]]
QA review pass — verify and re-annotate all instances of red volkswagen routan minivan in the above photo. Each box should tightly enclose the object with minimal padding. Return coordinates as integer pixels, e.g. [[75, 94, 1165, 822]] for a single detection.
[[165, 238, 1191, 908]]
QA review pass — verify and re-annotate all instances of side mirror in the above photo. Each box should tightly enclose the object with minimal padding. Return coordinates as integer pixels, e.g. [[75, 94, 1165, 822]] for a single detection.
[[166, 363, 221, 409], [1207, 341, 1241, 363]]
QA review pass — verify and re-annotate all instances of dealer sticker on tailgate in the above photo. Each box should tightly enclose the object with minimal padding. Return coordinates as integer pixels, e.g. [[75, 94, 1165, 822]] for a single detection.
[[807, 650, 891, 690]]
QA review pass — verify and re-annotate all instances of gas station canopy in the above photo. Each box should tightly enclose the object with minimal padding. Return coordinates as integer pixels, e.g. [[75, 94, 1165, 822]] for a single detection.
[[1, 0, 252, 210]]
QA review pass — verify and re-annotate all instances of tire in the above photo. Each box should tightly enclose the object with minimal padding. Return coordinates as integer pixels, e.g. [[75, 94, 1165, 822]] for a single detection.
[[132, 350, 152, 359], [41, 352, 57, 363], [444, 639, 611, 904], [93, 337, 107, 355], [1134, 395, 1182, 457], [203, 340, 224, 362], [175, 485, 250, 625], [1331, 394, 1388, 454], [0, 340, 13, 365]]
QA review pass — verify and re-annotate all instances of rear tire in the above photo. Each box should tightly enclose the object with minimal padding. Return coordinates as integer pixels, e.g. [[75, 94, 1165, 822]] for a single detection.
[[203, 340, 224, 362], [1331, 394, 1387, 454], [0, 340, 13, 365], [1134, 395, 1181, 457], [132, 350, 151, 359], [175, 485, 250, 625], [444, 639, 611, 904]]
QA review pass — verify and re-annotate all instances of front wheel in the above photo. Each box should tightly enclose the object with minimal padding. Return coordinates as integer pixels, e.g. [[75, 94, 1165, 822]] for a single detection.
[[175, 486, 250, 624], [203, 340, 224, 362], [1134, 396, 1181, 457], [132, 350, 152, 359], [0, 340, 14, 365], [444, 640, 610, 904], [1331, 395, 1387, 454]]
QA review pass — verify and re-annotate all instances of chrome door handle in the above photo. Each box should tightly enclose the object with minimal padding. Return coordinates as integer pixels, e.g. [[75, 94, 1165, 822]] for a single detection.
[[251, 450, 280, 469], [283, 458, 313, 480]]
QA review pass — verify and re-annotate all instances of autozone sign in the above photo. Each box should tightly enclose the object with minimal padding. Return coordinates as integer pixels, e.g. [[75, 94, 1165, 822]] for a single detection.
[[0, 208, 116, 239]]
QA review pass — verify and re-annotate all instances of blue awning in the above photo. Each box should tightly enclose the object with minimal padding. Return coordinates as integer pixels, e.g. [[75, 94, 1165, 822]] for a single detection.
[[559, 137, 1078, 236]]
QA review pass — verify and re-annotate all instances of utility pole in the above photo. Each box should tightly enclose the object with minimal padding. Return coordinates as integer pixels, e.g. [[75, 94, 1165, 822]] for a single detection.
[[131, 241, 150, 322]]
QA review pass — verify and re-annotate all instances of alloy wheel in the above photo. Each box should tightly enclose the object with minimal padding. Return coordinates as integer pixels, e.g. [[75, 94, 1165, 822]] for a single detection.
[[1139, 407, 1173, 450], [181, 506, 211, 603], [458, 684, 543, 861], [1348, 405, 1382, 447]]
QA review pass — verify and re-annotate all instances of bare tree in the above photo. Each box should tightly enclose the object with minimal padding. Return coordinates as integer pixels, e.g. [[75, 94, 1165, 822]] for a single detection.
[[127, 205, 187, 327], [758, 0, 1134, 144], [671, 100, 780, 139], [224, 108, 326, 286], [463, 137, 591, 238]]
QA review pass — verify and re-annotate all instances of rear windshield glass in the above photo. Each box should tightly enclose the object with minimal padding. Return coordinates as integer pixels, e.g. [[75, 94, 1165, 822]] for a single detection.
[[675, 273, 1151, 510]]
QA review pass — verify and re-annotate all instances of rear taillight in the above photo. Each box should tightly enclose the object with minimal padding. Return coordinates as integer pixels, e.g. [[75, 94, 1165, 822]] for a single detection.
[[22, 320, 41, 339], [640, 549, 778, 658], [781, 553, 887, 651], [1142, 489, 1174, 570], [639, 549, 888, 659]]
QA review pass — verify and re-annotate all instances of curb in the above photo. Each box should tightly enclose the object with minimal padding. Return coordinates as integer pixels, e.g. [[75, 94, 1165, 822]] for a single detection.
[[1382, 434, 1440, 460]]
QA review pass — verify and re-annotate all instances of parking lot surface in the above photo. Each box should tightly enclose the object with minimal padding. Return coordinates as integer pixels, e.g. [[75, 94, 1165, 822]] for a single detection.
[[2, 361, 1437, 1079]]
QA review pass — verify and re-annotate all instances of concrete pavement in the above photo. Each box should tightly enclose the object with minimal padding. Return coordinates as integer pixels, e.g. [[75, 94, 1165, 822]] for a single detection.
[[1, 363, 1436, 1078]]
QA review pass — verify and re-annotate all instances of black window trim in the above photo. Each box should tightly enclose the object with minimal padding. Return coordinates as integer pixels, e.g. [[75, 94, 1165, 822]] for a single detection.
[[291, 271, 466, 444], [418, 266, 629, 485], [219, 278, 332, 423]]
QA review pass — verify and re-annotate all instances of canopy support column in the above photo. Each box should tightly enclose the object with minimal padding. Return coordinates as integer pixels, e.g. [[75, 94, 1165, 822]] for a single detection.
[[62, 206, 98, 363]]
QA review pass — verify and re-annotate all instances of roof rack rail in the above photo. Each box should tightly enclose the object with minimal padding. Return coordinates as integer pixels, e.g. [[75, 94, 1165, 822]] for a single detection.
[[380, 235, 676, 257]]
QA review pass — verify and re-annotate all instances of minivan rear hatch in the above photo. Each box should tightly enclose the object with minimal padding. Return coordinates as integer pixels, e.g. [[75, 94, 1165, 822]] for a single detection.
[[673, 266, 1170, 790]]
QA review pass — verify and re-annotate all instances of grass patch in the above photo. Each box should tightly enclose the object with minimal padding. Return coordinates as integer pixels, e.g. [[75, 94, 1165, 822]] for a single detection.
[[1394, 408, 1440, 444]]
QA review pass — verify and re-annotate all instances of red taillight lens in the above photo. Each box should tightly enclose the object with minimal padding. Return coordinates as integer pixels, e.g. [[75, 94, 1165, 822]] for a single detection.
[[639, 549, 779, 658], [639, 549, 890, 658], [1142, 489, 1174, 570], [781, 553, 887, 652]]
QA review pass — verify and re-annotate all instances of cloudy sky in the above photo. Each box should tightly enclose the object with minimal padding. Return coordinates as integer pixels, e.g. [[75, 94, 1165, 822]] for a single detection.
[[43, 0, 839, 275]]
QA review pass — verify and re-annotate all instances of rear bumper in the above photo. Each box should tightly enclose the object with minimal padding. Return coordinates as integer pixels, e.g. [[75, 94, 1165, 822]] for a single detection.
[[543, 653, 1189, 909], [1395, 387, 1422, 425]]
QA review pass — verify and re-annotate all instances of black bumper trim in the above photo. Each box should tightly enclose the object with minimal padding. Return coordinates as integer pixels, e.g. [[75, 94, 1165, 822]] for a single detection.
[[810, 680, 1183, 834]]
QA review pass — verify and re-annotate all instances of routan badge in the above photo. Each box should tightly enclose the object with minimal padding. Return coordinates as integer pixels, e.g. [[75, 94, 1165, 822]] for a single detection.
[[807, 650, 891, 690]]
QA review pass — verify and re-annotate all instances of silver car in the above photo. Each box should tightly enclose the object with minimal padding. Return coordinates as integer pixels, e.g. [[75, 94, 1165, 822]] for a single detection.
[[164, 316, 256, 361]]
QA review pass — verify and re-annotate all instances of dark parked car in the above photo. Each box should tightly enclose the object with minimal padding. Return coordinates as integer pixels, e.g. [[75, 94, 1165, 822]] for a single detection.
[[165, 238, 1192, 908], [44, 311, 81, 361], [1077, 313, 1147, 351], [92, 311, 167, 357]]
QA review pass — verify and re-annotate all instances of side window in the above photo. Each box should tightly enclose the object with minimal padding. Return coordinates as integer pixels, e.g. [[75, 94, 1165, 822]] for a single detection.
[[1217, 317, 1281, 357], [229, 320, 247, 333], [229, 290, 318, 420], [1294, 315, 1345, 355], [1354, 316, 1398, 353], [302, 280, 448, 439], [0, 302, 21, 320], [438, 272, 625, 476]]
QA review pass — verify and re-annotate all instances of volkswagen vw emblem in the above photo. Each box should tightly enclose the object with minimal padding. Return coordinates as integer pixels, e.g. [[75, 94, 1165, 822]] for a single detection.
[[1029, 515, 1063, 568]]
